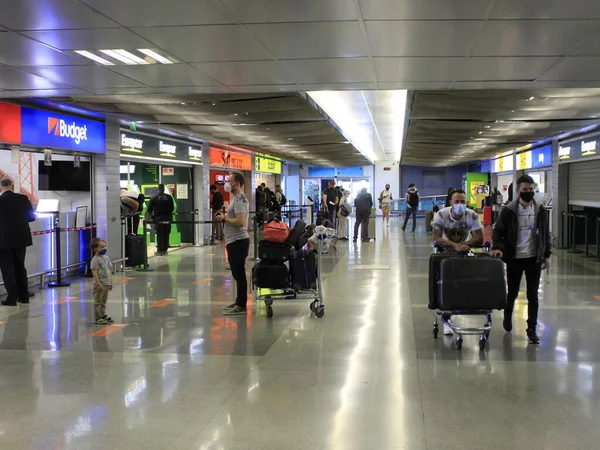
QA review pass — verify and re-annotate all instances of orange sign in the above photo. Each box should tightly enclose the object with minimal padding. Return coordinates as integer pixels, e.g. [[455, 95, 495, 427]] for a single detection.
[[209, 147, 252, 171]]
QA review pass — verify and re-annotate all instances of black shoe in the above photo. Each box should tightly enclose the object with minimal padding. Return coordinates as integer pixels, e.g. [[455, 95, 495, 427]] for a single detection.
[[362, 239, 370, 242], [28, 291, 35, 298], [503, 317, 512, 333], [18, 299, 30, 304], [353, 238, 357, 242], [527, 328, 540, 345], [1, 300, 16, 306]]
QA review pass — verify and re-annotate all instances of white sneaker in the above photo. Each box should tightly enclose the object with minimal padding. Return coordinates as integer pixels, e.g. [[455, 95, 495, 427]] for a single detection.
[[444, 322, 453, 335]]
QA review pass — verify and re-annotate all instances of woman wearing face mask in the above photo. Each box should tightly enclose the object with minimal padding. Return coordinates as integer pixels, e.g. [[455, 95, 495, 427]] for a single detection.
[[432, 189, 484, 253], [215, 171, 250, 316], [379, 184, 393, 226], [337, 190, 352, 240]]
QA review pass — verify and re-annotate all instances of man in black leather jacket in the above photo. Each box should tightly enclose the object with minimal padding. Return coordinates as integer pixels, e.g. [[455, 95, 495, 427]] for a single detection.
[[147, 184, 175, 256], [491, 175, 551, 345]]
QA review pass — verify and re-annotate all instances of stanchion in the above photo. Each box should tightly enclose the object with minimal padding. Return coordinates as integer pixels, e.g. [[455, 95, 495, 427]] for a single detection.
[[48, 213, 70, 288], [120, 217, 126, 262], [582, 214, 594, 258], [137, 220, 153, 272], [193, 209, 202, 247], [555, 211, 569, 249], [251, 215, 259, 261], [595, 217, 600, 262]]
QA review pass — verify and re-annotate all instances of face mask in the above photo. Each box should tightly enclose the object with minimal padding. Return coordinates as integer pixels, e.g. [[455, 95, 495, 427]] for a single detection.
[[519, 191, 535, 203], [385, 187, 390, 191], [452, 204, 467, 216], [224, 182, 232, 193], [99, 249, 107, 256]]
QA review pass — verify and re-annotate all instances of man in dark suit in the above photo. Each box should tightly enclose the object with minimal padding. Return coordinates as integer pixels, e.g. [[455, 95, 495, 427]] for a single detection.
[[0, 178, 35, 306]]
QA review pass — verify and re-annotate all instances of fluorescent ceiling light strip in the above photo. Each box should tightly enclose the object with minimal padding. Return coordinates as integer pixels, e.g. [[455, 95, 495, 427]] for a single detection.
[[361, 91, 386, 163], [100, 49, 137, 65], [113, 49, 149, 65], [74, 50, 114, 66], [138, 49, 173, 64]]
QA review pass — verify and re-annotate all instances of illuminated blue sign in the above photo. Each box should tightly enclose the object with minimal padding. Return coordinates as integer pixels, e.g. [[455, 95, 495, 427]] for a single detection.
[[21, 107, 106, 153], [532, 145, 552, 168]]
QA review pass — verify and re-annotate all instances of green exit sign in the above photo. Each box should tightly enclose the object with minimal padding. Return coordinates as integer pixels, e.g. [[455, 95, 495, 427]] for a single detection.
[[130, 122, 137, 132]]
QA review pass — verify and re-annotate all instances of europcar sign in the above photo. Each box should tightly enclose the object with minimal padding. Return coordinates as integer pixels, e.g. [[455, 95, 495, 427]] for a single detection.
[[21, 107, 105, 153]]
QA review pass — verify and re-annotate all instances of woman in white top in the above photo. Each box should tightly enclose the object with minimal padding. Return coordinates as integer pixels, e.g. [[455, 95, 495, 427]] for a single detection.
[[379, 184, 393, 226], [337, 190, 352, 240]]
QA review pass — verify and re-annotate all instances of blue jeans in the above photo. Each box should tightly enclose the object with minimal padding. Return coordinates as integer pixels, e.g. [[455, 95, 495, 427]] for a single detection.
[[402, 207, 417, 231]]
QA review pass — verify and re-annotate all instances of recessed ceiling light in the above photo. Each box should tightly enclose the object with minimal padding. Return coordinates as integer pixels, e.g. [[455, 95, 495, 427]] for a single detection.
[[528, 96, 535, 101], [484, 125, 491, 128], [212, 103, 216, 106], [478, 131, 483, 134], [592, 115, 597, 118], [180, 102, 186, 105], [138, 48, 174, 64], [234, 113, 238, 116], [288, 138, 293, 140], [74, 50, 114, 65], [113, 49, 149, 64], [511, 110, 515, 112], [99, 49, 137, 65]]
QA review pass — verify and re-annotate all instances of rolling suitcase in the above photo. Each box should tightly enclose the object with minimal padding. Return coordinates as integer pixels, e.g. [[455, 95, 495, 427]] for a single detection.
[[436, 255, 506, 310], [125, 235, 145, 267], [258, 240, 293, 263], [428, 253, 457, 309], [290, 249, 317, 290], [252, 261, 290, 289], [483, 206, 493, 226]]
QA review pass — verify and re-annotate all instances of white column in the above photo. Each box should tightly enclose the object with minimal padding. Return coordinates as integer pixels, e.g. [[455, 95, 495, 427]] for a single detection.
[[93, 118, 122, 259]]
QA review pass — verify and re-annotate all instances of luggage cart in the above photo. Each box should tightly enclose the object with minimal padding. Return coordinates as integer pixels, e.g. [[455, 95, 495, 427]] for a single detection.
[[430, 242, 497, 351], [254, 230, 331, 319]]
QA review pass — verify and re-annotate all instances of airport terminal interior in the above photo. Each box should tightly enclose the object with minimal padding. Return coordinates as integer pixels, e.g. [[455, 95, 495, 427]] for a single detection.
[[2, 1, 600, 449]]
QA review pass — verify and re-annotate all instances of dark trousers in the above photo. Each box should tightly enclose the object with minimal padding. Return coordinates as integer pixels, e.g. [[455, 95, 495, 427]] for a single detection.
[[354, 213, 370, 240], [227, 238, 250, 308], [155, 222, 171, 252], [0, 247, 28, 303], [212, 211, 224, 240], [403, 207, 417, 231], [506, 257, 542, 330]]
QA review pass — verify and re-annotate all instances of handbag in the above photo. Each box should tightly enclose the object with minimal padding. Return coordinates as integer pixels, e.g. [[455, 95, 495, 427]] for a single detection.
[[339, 203, 350, 217], [263, 219, 290, 243]]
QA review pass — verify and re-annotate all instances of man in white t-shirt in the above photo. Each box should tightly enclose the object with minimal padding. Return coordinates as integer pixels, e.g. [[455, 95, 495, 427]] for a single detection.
[[433, 189, 483, 252], [432, 189, 484, 335]]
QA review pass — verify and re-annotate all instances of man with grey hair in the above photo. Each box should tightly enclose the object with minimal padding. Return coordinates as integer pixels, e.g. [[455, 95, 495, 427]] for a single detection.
[[0, 178, 35, 306], [353, 187, 373, 243]]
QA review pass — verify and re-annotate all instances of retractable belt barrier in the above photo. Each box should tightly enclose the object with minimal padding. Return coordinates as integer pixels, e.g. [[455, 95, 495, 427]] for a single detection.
[[563, 212, 592, 257], [30, 224, 97, 236]]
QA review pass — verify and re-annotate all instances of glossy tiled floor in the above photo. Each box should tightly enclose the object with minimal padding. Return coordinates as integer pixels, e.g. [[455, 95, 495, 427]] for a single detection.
[[2, 217, 600, 449]]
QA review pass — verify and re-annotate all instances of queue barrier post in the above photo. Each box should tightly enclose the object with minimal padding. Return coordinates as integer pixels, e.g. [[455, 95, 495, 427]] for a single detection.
[[582, 214, 594, 258], [47, 213, 70, 288], [136, 220, 153, 272]]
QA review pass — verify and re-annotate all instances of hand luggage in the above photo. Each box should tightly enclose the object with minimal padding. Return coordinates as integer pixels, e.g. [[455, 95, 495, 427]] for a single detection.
[[483, 206, 493, 226], [429, 253, 506, 310], [125, 235, 145, 267], [258, 240, 292, 263], [263, 219, 290, 243], [252, 261, 290, 289], [290, 249, 317, 290], [296, 224, 316, 250], [286, 219, 307, 249]]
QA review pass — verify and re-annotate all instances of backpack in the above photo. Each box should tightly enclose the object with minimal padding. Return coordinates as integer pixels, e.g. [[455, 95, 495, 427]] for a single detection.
[[280, 193, 287, 206], [408, 192, 419, 208]]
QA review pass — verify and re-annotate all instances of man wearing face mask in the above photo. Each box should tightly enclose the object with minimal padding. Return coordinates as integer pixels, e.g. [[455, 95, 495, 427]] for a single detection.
[[490, 175, 551, 345], [433, 189, 484, 253], [215, 172, 250, 315]]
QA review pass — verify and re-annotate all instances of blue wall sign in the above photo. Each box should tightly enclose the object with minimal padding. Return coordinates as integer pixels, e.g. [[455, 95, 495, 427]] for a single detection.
[[21, 107, 106, 153], [531, 145, 552, 168]]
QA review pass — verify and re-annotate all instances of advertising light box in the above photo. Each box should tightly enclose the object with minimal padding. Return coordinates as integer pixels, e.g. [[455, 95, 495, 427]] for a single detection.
[[121, 131, 203, 164]]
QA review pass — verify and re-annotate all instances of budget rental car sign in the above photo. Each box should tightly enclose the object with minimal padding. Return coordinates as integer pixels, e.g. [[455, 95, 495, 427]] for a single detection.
[[21, 107, 105, 153]]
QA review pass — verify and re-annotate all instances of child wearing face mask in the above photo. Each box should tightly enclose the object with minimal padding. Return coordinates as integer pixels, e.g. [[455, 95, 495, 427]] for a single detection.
[[90, 238, 114, 325]]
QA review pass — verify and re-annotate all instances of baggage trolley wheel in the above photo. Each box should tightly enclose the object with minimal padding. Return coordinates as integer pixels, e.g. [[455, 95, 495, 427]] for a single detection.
[[266, 305, 273, 318], [310, 300, 319, 313], [479, 335, 487, 350], [433, 324, 439, 339], [456, 335, 463, 350], [315, 306, 325, 318]]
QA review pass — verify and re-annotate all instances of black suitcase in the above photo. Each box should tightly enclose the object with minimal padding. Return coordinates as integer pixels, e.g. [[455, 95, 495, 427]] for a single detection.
[[290, 250, 317, 290], [297, 224, 316, 250], [429, 253, 506, 310], [286, 219, 307, 250], [125, 235, 145, 267], [253, 261, 290, 289], [258, 240, 292, 262]]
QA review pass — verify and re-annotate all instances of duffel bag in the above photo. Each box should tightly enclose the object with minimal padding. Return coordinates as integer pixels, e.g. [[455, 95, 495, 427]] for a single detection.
[[264, 219, 290, 243], [258, 240, 292, 262], [252, 261, 290, 289], [286, 219, 307, 249]]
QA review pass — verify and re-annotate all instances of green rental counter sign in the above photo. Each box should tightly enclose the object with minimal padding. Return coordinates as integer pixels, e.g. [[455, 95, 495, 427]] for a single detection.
[[255, 155, 282, 174]]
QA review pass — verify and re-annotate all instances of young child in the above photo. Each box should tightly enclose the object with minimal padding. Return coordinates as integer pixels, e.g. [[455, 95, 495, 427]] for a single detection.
[[90, 238, 114, 325], [426, 205, 440, 233]]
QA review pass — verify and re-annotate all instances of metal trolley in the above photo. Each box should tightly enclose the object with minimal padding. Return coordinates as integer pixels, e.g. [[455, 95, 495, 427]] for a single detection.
[[431, 242, 494, 351], [255, 231, 331, 319]]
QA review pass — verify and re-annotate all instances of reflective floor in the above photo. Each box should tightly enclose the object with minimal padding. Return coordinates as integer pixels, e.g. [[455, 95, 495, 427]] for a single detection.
[[2, 217, 600, 449]]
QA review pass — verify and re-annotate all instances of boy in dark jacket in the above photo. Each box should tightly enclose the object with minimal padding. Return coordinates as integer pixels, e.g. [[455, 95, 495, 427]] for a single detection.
[[491, 175, 551, 345]]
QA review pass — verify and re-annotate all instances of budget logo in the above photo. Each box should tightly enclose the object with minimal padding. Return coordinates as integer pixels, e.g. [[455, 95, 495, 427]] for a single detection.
[[47, 117, 88, 144]]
